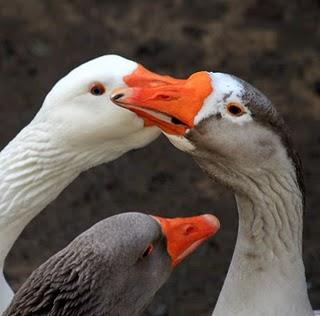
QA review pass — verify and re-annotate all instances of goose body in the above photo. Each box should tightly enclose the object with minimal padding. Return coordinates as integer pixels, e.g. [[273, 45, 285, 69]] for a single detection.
[[4, 212, 219, 316], [0, 54, 184, 313], [113, 72, 318, 315]]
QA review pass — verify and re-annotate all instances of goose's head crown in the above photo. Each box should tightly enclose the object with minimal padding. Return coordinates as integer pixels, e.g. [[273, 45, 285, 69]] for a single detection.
[[33, 55, 162, 159]]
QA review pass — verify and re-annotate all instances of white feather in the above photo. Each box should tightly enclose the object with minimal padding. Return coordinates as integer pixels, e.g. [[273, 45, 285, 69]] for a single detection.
[[0, 55, 160, 314], [195, 73, 252, 126]]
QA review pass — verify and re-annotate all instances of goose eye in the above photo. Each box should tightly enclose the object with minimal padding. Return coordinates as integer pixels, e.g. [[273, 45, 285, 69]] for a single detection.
[[90, 83, 105, 96], [227, 102, 245, 116], [141, 244, 154, 259]]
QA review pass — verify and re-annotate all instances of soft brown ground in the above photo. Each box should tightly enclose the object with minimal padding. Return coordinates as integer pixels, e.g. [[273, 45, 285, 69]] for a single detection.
[[0, 0, 319, 315]]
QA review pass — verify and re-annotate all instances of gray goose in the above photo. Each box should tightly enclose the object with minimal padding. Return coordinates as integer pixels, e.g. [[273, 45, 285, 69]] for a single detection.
[[4, 212, 219, 316], [112, 71, 318, 315]]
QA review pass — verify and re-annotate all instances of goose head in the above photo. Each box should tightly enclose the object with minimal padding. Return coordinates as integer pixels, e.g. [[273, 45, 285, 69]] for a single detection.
[[32, 55, 182, 163], [111, 72, 304, 197], [92, 212, 219, 308], [6, 212, 219, 316]]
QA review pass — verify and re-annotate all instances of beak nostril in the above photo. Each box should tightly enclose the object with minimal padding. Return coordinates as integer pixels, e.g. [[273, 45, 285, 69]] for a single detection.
[[158, 94, 171, 100], [184, 225, 195, 235], [156, 94, 179, 101], [112, 93, 125, 101]]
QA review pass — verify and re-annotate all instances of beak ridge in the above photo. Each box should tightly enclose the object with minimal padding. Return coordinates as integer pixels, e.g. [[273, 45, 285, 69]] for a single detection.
[[111, 71, 213, 135]]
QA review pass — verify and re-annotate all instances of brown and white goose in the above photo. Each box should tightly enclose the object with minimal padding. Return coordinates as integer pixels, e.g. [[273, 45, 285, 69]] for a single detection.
[[112, 72, 317, 315], [4, 212, 220, 316], [0, 54, 182, 314]]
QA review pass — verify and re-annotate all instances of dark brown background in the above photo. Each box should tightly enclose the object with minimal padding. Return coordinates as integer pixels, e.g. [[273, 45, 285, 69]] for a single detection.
[[0, 0, 319, 315]]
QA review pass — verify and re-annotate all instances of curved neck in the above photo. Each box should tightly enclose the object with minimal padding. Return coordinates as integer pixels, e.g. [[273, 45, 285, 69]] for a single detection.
[[0, 120, 130, 314], [212, 167, 313, 316], [235, 169, 303, 259], [0, 124, 80, 268], [193, 152, 313, 316]]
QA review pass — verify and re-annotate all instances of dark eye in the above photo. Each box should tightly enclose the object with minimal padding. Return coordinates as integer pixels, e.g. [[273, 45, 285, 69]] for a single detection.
[[141, 244, 154, 259], [90, 83, 105, 96], [227, 102, 245, 116]]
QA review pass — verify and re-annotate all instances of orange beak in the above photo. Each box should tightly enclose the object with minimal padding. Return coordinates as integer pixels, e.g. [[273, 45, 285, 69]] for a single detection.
[[111, 70, 213, 135], [122, 64, 185, 88], [152, 214, 220, 267]]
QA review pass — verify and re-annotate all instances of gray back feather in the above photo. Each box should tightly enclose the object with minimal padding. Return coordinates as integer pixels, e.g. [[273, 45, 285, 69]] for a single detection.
[[4, 213, 170, 316]]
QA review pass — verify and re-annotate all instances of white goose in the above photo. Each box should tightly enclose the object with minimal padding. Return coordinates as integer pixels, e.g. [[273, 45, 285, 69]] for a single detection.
[[112, 71, 319, 315], [0, 54, 182, 314]]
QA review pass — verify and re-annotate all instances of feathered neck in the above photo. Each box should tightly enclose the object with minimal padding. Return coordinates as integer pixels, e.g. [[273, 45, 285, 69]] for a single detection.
[[0, 119, 132, 314], [193, 152, 313, 316]]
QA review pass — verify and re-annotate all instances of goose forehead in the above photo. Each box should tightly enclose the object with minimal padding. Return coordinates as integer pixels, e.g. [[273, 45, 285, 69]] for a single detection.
[[62, 55, 138, 86], [94, 213, 158, 240], [88, 214, 160, 258], [194, 72, 245, 124], [48, 55, 138, 99], [68, 55, 138, 79]]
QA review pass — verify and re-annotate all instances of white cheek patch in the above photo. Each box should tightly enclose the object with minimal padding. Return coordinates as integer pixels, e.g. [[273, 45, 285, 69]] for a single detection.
[[194, 72, 253, 126], [164, 133, 195, 152]]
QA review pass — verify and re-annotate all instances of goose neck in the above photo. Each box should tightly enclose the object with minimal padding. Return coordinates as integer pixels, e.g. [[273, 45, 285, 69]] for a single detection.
[[213, 168, 313, 316], [0, 120, 118, 265]]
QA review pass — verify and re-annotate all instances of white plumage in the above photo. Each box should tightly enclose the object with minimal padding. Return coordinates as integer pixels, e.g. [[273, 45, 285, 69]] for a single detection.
[[0, 55, 160, 314]]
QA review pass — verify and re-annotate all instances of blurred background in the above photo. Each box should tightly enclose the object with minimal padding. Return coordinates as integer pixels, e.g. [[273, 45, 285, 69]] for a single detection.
[[0, 0, 319, 315]]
